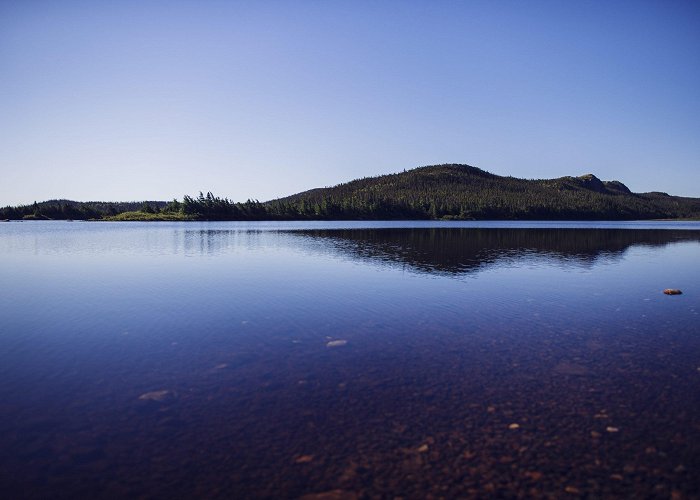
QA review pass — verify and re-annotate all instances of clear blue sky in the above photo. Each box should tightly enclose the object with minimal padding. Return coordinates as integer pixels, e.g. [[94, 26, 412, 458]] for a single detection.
[[1, 0, 699, 205]]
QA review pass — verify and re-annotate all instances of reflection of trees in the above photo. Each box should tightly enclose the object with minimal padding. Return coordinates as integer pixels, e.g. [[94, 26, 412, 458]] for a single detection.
[[289, 228, 700, 276], [182, 230, 264, 255]]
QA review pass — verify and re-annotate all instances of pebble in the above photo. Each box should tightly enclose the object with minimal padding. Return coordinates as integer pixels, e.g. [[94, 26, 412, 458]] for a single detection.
[[326, 340, 348, 347], [508, 423, 520, 430], [663, 289, 683, 295], [295, 455, 314, 464], [138, 390, 173, 402], [606, 426, 620, 433], [525, 471, 543, 481]]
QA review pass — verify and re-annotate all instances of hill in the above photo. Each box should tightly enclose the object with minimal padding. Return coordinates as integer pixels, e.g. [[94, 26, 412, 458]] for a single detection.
[[268, 164, 700, 220]]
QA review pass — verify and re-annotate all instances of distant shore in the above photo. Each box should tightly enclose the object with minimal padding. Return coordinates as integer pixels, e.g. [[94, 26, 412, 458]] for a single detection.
[[4, 214, 700, 223], [4, 166, 700, 222]]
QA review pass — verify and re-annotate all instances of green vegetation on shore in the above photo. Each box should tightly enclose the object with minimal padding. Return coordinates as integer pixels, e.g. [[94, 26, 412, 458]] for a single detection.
[[105, 211, 194, 221], [3, 164, 700, 221]]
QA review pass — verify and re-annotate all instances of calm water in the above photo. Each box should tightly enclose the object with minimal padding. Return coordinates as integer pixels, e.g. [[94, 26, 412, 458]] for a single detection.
[[1, 220, 699, 498]]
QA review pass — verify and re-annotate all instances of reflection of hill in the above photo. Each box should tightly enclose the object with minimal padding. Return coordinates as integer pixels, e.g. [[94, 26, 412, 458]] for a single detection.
[[291, 228, 700, 275]]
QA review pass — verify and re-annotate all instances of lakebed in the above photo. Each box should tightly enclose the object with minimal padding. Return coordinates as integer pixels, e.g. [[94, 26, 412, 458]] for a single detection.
[[1, 220, 699, 498]]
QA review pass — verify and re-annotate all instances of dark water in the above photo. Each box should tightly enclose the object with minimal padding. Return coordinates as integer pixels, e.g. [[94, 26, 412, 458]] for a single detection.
[[1, 221, 699, 499]]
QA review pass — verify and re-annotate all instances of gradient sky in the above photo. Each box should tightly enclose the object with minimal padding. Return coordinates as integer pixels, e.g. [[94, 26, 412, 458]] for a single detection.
[[1, 0, 699, 205]]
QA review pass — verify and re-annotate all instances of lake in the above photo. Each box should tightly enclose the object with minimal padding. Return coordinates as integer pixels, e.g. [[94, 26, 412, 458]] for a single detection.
[[1, 220, 699, 498]]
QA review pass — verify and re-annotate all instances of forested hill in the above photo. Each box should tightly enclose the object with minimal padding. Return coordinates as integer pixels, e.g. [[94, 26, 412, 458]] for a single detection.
[[269, 164, 700, 220], [2, 164, 699, 220]]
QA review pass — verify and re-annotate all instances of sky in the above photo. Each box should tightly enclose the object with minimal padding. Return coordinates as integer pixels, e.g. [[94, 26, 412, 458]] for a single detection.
[[1, 0, 699, 205]]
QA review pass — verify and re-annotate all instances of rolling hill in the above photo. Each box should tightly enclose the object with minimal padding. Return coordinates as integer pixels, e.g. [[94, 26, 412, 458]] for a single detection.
[[269, 164, 700, 220]]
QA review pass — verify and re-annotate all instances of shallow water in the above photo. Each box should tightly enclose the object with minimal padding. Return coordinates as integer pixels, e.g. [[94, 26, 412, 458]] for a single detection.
[[1, 221, 699, 498]]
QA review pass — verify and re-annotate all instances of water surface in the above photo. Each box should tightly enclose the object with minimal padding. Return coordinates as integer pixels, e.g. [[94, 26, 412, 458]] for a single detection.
[[1, 221, 699, 498]]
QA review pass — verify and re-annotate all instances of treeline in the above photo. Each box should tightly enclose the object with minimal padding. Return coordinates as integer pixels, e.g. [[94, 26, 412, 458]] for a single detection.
[[0, 193, 275, 221], [0, 199, 169, 220], [2, 165, 699, 221], [181, 192, 268, 219]]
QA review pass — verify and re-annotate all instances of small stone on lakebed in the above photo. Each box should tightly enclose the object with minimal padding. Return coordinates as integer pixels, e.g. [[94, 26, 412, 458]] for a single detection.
[[326, 340, 347, 347], [138, 390, 173, 402], [294, 455, 314, 464], [663, 289, 683, 295]]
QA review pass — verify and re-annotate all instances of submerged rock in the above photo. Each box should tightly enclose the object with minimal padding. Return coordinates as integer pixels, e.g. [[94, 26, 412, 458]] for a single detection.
[[663, 289, 683, 295], [326, 340, 348, 348], [138, 390, 174, 402]]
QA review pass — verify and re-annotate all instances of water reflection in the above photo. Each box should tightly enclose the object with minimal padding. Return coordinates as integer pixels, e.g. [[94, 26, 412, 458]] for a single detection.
[[181, 229, 266, 255], [4, 223, 699, 266], [288, 228, 700, 275]]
